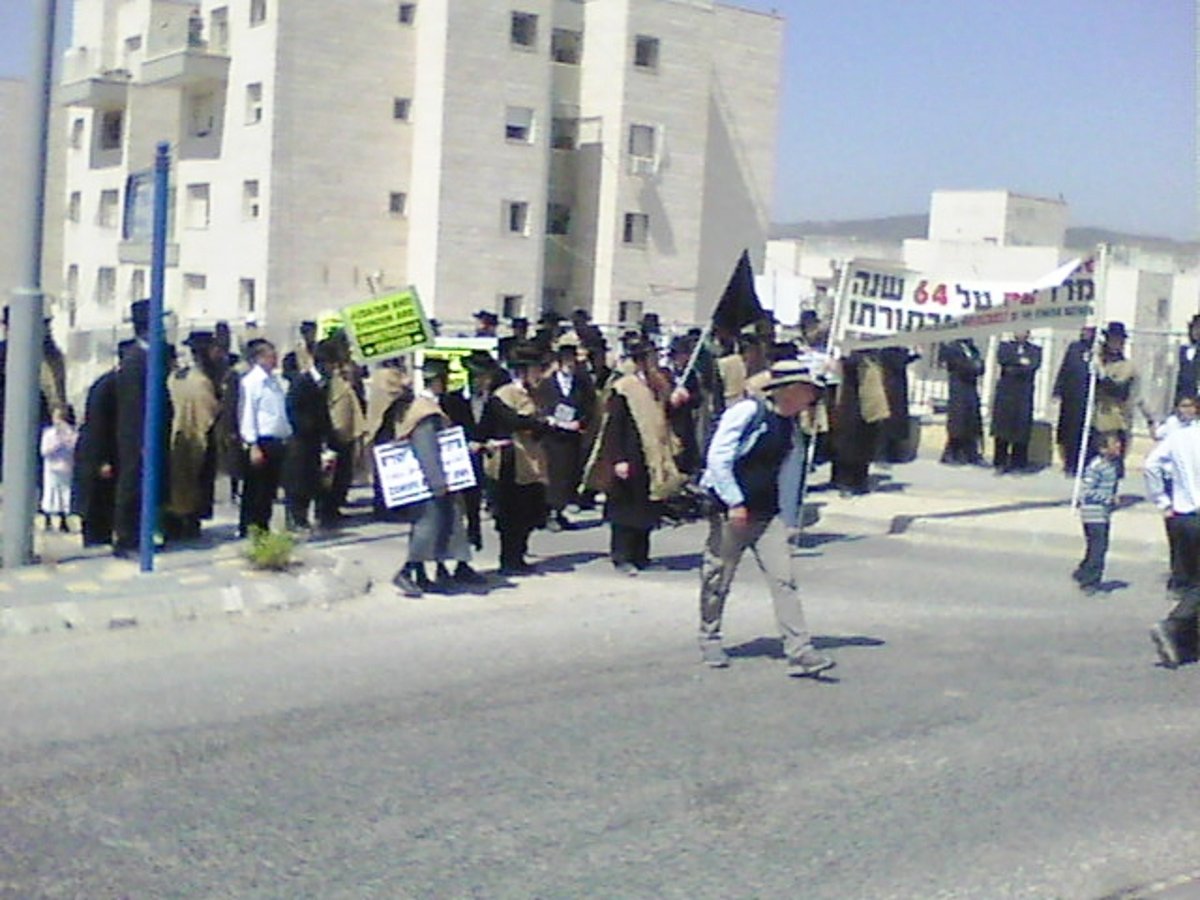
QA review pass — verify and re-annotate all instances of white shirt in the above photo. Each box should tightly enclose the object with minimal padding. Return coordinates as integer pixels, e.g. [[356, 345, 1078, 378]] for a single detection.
[[239, 365, 293, 444], [1145, 424, 1200, 514], [556, 370, 574, 398]]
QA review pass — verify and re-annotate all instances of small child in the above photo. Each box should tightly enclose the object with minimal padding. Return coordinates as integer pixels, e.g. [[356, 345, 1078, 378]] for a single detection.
[[1073, 431, 1122, 593], [39, 405, 78, 533]]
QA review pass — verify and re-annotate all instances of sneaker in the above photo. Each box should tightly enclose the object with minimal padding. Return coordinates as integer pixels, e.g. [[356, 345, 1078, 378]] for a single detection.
[[787, 647, 836, 677], [699, 640, 730, 669], [613, 562, 639, 576], [1150, 621, 1180, 669], [391, 569, 424, 598]]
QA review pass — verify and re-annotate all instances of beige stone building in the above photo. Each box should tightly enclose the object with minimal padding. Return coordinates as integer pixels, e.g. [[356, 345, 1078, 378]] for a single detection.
[[56, 0, 782, 363]]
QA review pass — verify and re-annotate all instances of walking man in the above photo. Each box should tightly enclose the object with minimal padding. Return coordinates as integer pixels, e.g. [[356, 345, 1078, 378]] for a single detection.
[[1145, 407, 1200, 668], [697, 359, 835, 677]]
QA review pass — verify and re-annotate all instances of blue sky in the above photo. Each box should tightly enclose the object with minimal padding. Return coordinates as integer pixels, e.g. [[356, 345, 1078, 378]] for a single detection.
[[2, 0, 1195, 238]]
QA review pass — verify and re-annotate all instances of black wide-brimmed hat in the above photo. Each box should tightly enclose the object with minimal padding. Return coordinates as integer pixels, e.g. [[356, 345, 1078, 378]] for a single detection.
[[183, 330, 215, 347], [509, 343, 547, 369], [1104, 321, 1128, 339], [473, 310, 499, 324]]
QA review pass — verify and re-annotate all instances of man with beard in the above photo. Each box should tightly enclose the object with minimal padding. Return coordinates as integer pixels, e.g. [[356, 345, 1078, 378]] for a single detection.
[[991, 330, 1043, 474], [482, 347, 569, 574], [165, 331, 222, 538], [938, 337, 985, 465], [73, 350, 121, 547], [534, 339, 595, 530], [389, 358, 482, 595], [584, 339, 687, 574], [1052, 325, 1096, 475]]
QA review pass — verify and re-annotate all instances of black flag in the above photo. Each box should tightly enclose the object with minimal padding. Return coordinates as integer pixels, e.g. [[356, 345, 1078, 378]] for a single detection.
[[711, 249, 764, 333]]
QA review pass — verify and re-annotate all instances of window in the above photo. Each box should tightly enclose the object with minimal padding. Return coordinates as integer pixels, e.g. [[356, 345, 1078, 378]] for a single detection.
[[510, 12, 538, 48], [243, 180, 260, 219], [249, 0, 266, 26], [187, 92, 216, 137], [505, 106, 534, 143], [184, 274, 208, 314], [500, 294, 523, 319], [69, 117, 84, 149], [546, 202, 570, 235], [210, 7, 230, 53], [185, 183, 211, 229], [389, 191, 407, 216], [97, 189, 120, 229], [551, 28, 582, 64], [239, 278, 256, 315], [67, 191, 81, 223], [65, 265, 79, 302], [393, 97, 411, 121], [505, 201, 529, 235], [623, 212, 649, 246], [245, 83, 263, 125], [99, 110, 123, 151], [550, 117, 577, 150], [628, 124, 655, 159], [129, 269, 146, 303], [398, 3, 416, 24], [618, 300, 644, 324], [95, 267, 117, 306], [634, 35, 660, 70]]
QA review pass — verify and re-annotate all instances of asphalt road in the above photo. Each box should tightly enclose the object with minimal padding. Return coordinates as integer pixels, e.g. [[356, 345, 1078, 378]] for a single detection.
[[2, 519, 1199, 899]]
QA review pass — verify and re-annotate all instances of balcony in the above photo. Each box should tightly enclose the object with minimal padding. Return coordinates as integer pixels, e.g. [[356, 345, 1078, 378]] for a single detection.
[[140, 4, 230, 89], [59, 47, 131, 109]]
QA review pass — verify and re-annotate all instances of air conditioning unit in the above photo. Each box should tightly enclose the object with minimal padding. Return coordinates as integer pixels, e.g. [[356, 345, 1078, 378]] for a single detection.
[[630, 156, 657, 177]]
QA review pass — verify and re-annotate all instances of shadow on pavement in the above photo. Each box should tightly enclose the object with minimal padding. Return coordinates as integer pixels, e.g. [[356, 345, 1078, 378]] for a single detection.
[[647, 552, 703, 571], [535, 551, 607, 573], [888, 497, 1072, 535], [727, 634, 886, 660]]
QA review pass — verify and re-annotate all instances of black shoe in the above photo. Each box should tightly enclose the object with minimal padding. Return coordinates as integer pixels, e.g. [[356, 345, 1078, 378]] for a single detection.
[[499, 561, 537, 577], [112, 546, 135, 560], [454, 563, 487, 586], [58, 516, 70, 534]]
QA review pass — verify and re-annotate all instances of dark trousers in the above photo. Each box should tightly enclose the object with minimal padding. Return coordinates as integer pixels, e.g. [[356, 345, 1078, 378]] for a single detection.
[[240, 439, 286, 534], [495, 481, 545, 568], [611, 523, 651, 569], [1164, 514, 1200, 658], [463, 486, 483, 550], [284, 439, 321, 529], [942, 437, 982, 465], [993, 439, 1029, 472], [1075, 521, 1110, 587], [82, 478, 116, 547]]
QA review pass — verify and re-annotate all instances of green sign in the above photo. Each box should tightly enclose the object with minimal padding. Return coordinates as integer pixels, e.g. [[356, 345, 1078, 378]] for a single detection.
[[342, 288, 432, 363]]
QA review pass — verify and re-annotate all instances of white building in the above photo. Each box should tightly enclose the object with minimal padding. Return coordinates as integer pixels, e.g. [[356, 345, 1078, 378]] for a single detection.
[[57, 0, 782, 363], [0, 79, 30, 309]]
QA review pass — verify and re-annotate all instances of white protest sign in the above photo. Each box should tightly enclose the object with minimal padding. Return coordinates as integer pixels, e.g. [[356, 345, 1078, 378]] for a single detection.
[[373, 426, 477, 508], [837, 257, 1095, 349]]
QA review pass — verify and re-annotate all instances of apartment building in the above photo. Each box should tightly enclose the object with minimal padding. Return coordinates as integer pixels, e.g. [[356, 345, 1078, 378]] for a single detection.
[[57, 0, 782, 357]]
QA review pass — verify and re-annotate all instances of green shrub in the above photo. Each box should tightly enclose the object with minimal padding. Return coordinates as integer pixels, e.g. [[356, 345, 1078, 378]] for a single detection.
[[244, 526, 296, 571]]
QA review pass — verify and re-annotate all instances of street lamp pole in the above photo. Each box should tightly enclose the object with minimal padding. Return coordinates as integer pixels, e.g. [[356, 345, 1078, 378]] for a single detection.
[[3, 0, 58, 568]]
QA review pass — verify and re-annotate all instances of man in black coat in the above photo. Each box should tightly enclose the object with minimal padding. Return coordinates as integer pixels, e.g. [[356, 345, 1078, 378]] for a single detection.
[[73, 360, 120, 547], [441, 351, 503, 550], [1174, 315, 1200, 406], [1052, 325, 1096, 475], [877, 346, 920, 463], [113, 300, 172, 557], [938, 338, 985, 465], [991, 330, 1043, 473], [283, 345, 334, 531], [533, 340, 595, 530]]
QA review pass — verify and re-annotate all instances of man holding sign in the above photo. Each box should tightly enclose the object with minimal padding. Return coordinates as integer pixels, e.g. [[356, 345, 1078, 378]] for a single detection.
[[387, 358, 483, 596]]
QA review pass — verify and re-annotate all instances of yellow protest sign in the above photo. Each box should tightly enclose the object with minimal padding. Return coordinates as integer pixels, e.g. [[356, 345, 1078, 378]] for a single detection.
[[421, 338, 499, 393], [342, 288, 433, 363]]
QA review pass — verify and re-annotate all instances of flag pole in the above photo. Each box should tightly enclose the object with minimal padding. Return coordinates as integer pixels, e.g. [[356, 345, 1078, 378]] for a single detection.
[[826, 259, 853, 359], [1071, 244, 1109, 508]]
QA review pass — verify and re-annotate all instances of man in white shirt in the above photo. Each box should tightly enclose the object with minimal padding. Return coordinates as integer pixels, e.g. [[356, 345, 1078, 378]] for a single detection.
[[238, 340, 293, 536], [1144, 409, 1200, 668]]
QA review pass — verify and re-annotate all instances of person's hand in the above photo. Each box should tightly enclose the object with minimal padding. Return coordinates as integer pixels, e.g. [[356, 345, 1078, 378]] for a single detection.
[[468, 441, 484, 454], [559, 420, 581, 432], [249, 445, 265, 467], [728, 505, 749, 526], [1163, 508, 1176, 520], [669, 387, 690, 407], [614, 461, 631, 480], [98, 463, 114, 479]]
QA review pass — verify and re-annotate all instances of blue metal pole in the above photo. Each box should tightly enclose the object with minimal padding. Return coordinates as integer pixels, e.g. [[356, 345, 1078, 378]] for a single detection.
[[139, 142, 171, 573]]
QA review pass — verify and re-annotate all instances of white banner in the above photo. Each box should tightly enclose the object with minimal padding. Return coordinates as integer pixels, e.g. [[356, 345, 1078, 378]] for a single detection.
[[837, 257, 1096, 349], [373, 426, 477, 508]]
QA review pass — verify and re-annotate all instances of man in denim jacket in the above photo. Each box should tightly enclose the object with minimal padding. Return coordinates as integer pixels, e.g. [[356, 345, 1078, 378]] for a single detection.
[[698, 359, 834, 676]]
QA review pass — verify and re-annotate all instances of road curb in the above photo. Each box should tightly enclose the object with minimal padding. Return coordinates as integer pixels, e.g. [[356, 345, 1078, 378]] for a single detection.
[[0, 553, 373, 639]]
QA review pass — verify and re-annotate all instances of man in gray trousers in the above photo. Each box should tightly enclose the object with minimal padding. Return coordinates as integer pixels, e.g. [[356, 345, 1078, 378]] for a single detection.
[[698, 358, 835, 677]]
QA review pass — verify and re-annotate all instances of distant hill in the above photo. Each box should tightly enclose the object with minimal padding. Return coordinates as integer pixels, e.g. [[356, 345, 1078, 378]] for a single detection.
[[770, 216, 1199, 255]]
